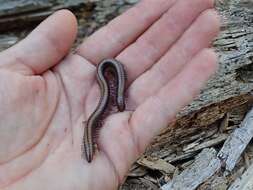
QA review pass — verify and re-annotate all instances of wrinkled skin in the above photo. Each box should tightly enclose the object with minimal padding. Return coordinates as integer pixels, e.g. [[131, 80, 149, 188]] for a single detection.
[[0, 0, 220, 189]]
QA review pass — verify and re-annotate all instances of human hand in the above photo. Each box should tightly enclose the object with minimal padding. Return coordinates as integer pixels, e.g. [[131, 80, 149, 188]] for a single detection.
[[0, 0, 220, 189]]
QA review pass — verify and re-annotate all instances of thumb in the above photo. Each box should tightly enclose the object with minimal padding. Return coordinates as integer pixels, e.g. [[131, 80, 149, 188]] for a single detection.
[[0, 9, 77, 74]]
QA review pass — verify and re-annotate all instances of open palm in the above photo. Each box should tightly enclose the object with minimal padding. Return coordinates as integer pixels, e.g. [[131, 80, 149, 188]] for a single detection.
[[0, 0, 220, 189]]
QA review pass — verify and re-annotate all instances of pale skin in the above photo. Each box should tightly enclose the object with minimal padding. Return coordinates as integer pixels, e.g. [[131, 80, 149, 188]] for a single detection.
[[0, 0, 220, 189]]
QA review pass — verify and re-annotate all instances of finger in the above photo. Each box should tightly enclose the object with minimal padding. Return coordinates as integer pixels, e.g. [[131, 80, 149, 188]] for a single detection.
[[130, 49, 218, 153], [76, 0, 176, 64], [0, 10, 77, 74], [128, 9, 220, 107], [117, 0, 214, 84]]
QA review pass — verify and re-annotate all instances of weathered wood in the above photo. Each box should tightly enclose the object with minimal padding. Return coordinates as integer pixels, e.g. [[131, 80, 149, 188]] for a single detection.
[[0, 0, 91, 32], [161, 148, 221, 190], [137, 157, 176, 174], [0, 0, 52, 17], [218, 106, 253, 172], [0, 34, 18, 51], [162, 105, 253, 189], [181, 0, 253, 116], [229, 162, 253, 190]]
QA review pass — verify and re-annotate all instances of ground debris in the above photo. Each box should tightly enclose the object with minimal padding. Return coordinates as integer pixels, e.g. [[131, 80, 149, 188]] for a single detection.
[[137, 156, 176, 175], [161, 148, 221, 190]]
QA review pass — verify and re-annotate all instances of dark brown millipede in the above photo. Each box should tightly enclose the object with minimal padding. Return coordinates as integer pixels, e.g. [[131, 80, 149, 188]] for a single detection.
[[82, 59, 126, 163]]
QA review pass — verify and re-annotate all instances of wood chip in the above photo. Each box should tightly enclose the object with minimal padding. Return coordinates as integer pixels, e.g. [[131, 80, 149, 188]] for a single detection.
[[217, 107, 253, 171], [128, 164, 148, 177], [184, 134, 228, 153], [137, 157, 176, 174], [161, 148, 221, 190]]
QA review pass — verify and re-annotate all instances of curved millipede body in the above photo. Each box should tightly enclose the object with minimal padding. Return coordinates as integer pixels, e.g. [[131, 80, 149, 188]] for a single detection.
[[82, 59, 126, 163]]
